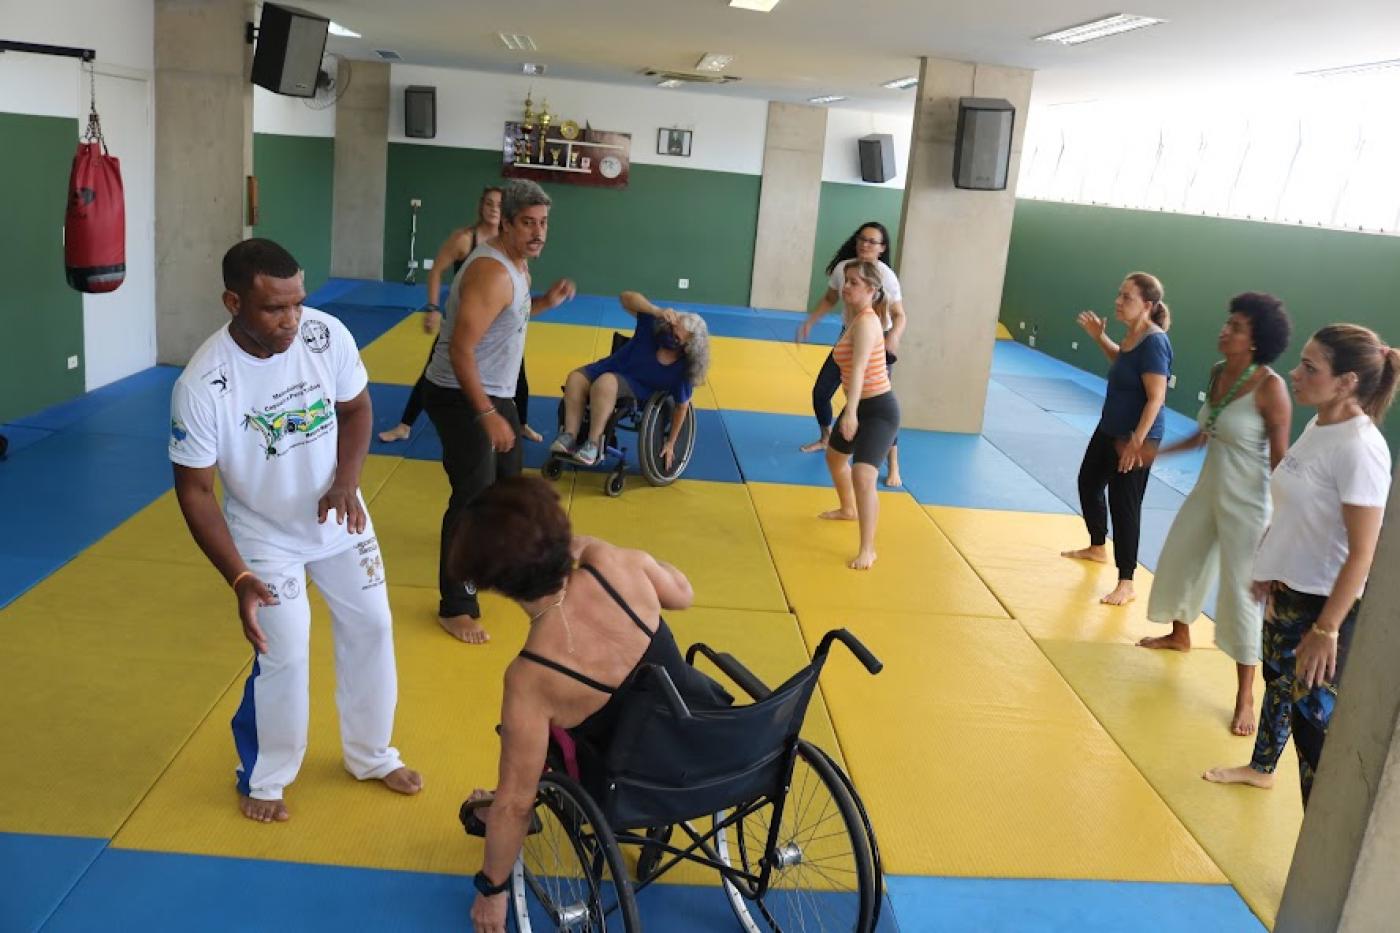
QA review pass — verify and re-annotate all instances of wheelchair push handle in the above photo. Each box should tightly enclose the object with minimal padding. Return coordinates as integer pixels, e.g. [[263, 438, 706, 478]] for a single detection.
[[686, 642, 772, 701], [816, 629, 883, 675]]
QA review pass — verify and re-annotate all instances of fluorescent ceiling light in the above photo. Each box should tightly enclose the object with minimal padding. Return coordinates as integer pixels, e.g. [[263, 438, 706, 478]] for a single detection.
[[729, 0, 781, 12], [657, 79, 684, 89], [696, 53, 734, 73], [328, 22, 360, 38], [498, 32, 537, 52], [882, 76, 919, 90], [1299, 58, 1400, 78], [809, 95, 846, 104], [1034, 14, 1165, 46], [522, 62, 546, 76]]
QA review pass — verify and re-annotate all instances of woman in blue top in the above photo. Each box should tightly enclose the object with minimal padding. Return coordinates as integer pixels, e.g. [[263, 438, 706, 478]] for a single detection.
[[551, 291, 711, 468], [1062, 272, 1174, 606]]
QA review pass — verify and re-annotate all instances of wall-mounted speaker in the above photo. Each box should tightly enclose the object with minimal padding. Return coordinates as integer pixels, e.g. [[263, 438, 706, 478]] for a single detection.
[[251, 3, 329, 98], [858, 134, 896, 184], [953, 97, 1015, 191], [405, 86, 437, 139]]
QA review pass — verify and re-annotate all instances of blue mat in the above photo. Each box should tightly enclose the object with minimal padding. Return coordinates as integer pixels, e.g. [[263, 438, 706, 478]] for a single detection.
[[10, 366, 180, 434], [319, 303, 414, 351], [0, 832, 107, 933], [996, 375, 1106, 415], [719, 409, 846, 489], [886, 875, 1263, 933], [982, 429, 1185, 515], [896, 431, 1072, 514], [0, 424, 55, 459]]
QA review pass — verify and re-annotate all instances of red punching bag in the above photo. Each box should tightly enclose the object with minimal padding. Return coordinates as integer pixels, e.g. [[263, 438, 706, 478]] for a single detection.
[[65, 98, 125, 294]]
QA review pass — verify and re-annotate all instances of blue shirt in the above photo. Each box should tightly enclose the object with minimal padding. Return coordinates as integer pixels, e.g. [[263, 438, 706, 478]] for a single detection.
[[1100, 331, 1172, 440], [582, 312, 693, 404]]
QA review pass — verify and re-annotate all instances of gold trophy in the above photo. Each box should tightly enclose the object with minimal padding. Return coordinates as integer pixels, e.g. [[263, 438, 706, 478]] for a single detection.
[[538, 100, 553, 162], [522, 91, 536, 131]]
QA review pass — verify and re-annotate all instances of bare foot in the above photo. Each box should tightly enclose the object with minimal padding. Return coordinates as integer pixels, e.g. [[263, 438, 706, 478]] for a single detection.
[[439, 614, 490, 644], [1100, 581, 1136, 606], [1061, 545, 1108, 563], [799, 438, 828, 453], [848, 550, 877, 570], [884, 472, 903, 489], [378, 423, 412, 443], [1202, 764, 1274, 789], [521, 425, 544, 443], [239, 795, 290, 823], [1231, 697, 1257, 737], [382, 766, 423, 795], [818, 509, 857, 521], [1138, 623, 1190, 651]]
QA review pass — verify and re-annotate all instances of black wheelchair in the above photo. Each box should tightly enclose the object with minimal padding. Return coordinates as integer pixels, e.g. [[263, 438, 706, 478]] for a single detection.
[[462, 628, 885, 931], [542, 334, 698, 497]]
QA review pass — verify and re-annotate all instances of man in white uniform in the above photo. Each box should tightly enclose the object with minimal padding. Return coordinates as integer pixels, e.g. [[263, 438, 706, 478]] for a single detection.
[[170, 238, 421, 823]]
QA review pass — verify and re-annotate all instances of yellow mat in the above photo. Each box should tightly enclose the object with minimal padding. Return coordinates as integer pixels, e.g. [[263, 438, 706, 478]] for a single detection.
[[111, 592, 838, 882], [926, 506, 1219, 648], [996, 321, 1013, 340], [749, 483, 1007, 619], [706, 335, 831, 416], [1039, 638, 1300, 925], [567, 479, 786, 612], [358, 312, 441, 385], [794, 608, 1225, 883]]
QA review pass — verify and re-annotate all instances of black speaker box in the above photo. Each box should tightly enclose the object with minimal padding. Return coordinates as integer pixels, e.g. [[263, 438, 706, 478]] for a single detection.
[[251, 3, 329, 98], [405, 86, 437, 139], [858, 134, 896, 183], [953, 98, 1015, 190]]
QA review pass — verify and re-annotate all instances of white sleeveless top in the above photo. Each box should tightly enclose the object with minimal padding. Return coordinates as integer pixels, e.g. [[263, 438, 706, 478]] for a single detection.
[[424, 239, 531, 397]]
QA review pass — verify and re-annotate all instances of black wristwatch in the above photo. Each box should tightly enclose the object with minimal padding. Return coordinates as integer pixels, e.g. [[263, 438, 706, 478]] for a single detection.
[[474, 870, 510, 896], [424, 303, 441, 312]]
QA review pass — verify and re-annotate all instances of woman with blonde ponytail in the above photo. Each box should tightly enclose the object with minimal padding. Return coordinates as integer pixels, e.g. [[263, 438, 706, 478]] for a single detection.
[[1205, 324, 1397, 807]]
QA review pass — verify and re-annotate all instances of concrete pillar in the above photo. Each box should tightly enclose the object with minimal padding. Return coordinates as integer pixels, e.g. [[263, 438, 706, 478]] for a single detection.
[[892, 57, 1033, 432], [1276, 461, 1400, 932], [154, 0, 251, 364], [330, 61, 388, 280], [749, 102, 827, 311]]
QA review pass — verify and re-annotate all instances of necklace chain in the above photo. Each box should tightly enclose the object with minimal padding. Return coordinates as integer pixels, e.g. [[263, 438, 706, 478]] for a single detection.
[[528, 585, 575, 654]]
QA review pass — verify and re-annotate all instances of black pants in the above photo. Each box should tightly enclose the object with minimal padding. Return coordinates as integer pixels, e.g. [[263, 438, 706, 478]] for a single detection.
[[812, 349, 898, 448], [1077, 428, 1151, 581], [422, 384, 523, 618], [399, 343, 530, 428]]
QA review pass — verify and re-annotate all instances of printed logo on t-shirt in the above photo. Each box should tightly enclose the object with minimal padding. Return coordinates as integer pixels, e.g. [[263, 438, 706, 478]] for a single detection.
[[281, 577, 301, 600], [301, 320, 331, 353], [170, 418, 188, 447], [242, 382, 336, 459], [204, 362, 231, 397], [1279, 452, 1304, 476]]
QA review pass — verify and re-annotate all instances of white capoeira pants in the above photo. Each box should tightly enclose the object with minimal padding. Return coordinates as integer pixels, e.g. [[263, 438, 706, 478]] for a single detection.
[[231, 534, 403, 801]]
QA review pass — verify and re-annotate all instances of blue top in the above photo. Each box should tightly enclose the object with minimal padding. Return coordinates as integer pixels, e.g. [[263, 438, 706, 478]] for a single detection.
[[582, 312, 693, 404], [1100, 331, 1173, 440]]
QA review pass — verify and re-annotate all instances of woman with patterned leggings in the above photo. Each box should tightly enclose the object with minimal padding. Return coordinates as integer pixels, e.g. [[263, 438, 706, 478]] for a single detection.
[[1204, 324, 1397, 806]]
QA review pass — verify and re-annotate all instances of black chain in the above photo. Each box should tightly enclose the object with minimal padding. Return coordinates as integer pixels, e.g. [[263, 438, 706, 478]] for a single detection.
[[82, 62, 106, 152]]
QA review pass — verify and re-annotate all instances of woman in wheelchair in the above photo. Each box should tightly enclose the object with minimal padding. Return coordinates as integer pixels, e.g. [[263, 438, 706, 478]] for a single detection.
[[451, 476, 731, 932], [551, 291, 710, 468]]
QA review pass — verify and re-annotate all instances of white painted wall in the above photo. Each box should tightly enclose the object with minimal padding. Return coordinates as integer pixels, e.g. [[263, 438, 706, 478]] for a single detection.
[[253, 84, 336, 136], [0, 0, 157, 390], [821, 105, 913, 189], [387, 63, 769, 176]]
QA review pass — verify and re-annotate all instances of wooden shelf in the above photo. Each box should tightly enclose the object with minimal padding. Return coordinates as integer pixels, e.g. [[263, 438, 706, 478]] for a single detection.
[[510, 162, 590, 173]]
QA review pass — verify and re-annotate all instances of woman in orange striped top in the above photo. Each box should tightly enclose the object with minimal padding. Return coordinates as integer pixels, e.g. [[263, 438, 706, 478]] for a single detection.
[[821, 260, 901, 569]]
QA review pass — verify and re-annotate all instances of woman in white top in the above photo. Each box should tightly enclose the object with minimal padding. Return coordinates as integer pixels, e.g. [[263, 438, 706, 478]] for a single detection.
[[1204, 324, 1398, 806]]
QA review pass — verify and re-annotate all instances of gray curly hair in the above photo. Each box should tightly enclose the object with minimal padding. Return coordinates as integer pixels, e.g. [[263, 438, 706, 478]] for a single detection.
[[652, 311, 710, 387]]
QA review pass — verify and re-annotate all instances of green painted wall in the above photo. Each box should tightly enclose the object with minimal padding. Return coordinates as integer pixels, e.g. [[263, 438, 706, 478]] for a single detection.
[[0, 114, 85, 424], [806, 182, 904, 309], [383, 143, 761, 306], [1001, 199, 1400, 450], [253, 133, 334, 293]]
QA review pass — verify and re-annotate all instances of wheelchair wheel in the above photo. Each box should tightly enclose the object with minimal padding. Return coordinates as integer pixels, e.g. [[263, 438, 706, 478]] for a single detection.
[[512, 772, 640, 933], [604, 471, 625, 498], [714, 740, 877, 932], [542, 456, 564, 481], [637, 393, 696, 487]]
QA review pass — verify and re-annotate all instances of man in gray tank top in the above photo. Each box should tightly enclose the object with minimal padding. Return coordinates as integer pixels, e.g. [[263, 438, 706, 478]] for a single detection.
[[422, 179, 576, 643]]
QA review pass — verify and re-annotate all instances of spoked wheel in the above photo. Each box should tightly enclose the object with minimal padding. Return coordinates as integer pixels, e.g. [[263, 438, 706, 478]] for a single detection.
[[638, 393, 696, 486], [714, 741, 878, 932], [512, 773, 640, 933]]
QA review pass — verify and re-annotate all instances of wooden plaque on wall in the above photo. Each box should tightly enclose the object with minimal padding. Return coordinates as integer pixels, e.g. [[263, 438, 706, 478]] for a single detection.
[[502, 122, 632, 190]]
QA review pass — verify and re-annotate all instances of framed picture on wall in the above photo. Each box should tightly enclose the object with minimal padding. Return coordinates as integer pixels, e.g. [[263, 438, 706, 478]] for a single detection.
[[658, 128, 692, 157]]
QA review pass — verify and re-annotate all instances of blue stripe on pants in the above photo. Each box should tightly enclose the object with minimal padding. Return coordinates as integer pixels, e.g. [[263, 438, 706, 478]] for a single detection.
[[231, 657, 261, 796]]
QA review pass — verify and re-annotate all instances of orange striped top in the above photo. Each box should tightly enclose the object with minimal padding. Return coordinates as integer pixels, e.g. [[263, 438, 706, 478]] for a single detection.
[[832, 310, 891, 397]]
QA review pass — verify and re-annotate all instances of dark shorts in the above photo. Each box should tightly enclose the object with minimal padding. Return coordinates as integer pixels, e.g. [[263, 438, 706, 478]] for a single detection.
[[828, 392, 900, 467]]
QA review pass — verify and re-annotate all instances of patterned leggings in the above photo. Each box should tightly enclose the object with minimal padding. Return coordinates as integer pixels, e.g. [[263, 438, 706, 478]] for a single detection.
[[1248, 583, 1359, 807]]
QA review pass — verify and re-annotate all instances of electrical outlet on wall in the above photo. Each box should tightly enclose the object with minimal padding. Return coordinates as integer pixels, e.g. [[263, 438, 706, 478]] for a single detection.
[[410, 198, 422, 208], [67, 355, 79, 370], [422, 258, 434, 270], [678, 278, 689, 289], [407, 260, 419, 270], [1019, 321, 1025, 330], [1071, 341, 1079, 350], [1168, 374, 1177, 388], [1198, 390, 1207, 402]]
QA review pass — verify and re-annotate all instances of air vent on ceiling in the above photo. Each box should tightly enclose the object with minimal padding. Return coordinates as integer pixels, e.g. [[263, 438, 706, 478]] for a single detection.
[[375, 49, 403, 61], [641, 68, 740, 85]]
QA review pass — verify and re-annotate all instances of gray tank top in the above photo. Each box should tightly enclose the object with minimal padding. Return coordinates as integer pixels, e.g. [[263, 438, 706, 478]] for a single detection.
[[424, 239, 531, 397]]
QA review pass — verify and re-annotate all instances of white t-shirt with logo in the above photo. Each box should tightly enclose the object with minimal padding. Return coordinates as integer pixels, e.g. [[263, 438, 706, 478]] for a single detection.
[[829, 259, 902, 331], [169, 307, 373, 562], [1253, 414, 1392, 596]]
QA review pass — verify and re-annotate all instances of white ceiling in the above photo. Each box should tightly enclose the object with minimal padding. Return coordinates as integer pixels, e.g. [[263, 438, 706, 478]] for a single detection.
[[288, 0, 1400, 112]]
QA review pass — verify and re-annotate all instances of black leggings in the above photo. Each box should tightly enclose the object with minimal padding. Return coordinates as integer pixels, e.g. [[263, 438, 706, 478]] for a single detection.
[[398, 340, 530, 427], [813, 349, 898, 448], [1077, 428, 1151, 581]]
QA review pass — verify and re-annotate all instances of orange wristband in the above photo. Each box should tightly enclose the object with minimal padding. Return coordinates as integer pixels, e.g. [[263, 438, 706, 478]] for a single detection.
[[231, 570, 254, 590]]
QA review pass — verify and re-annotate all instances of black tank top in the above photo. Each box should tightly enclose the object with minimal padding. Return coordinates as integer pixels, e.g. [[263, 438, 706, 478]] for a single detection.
[[518, 564, 730, 748]]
